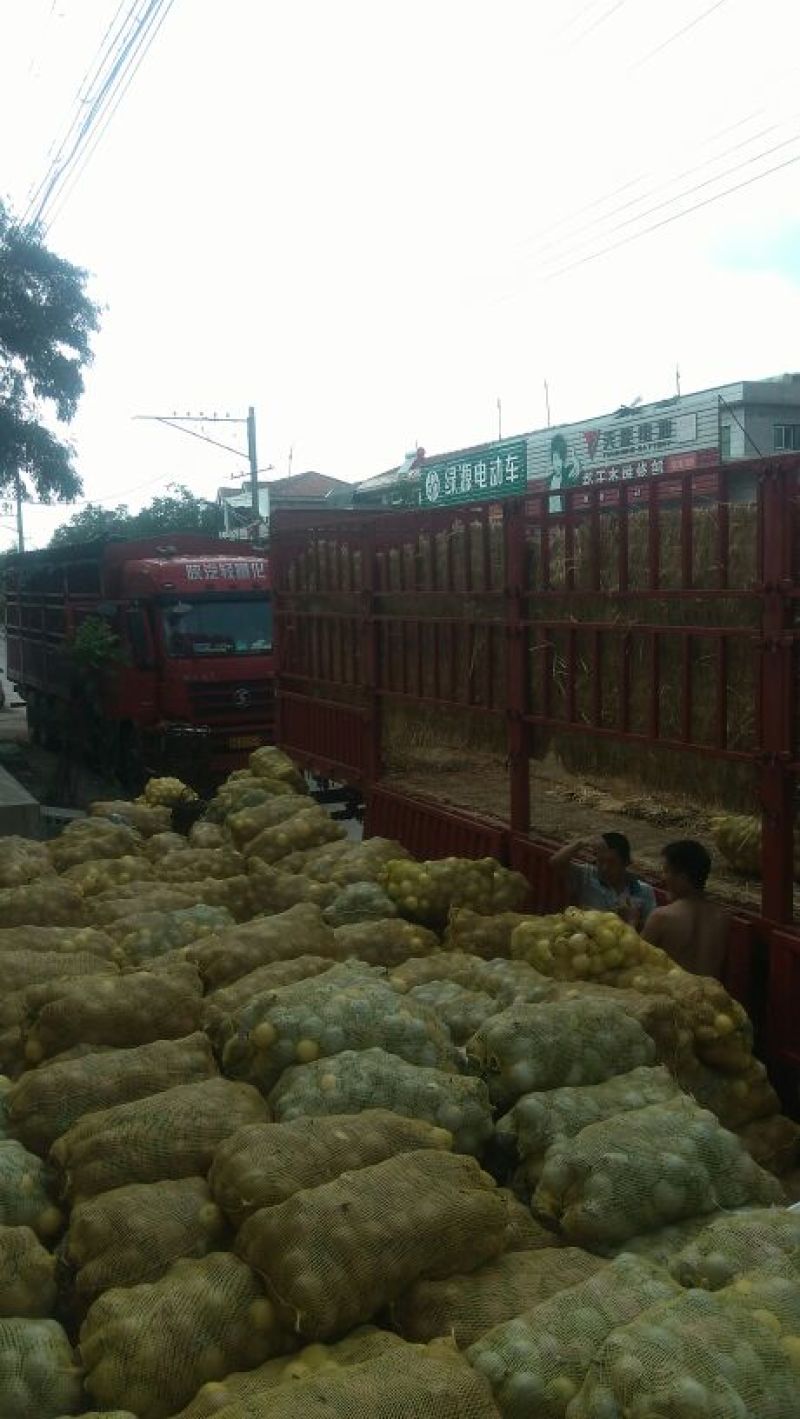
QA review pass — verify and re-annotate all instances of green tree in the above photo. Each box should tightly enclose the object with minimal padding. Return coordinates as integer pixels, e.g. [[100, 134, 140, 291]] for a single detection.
[[0, 203, 101, 503], [50, 483, 220, 546]]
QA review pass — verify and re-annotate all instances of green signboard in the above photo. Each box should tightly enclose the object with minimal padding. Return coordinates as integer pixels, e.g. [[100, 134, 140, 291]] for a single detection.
[[419, 439, 527, 507]]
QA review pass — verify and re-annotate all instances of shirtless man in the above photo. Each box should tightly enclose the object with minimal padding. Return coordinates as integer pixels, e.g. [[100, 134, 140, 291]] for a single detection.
[[642, 839, 729, 979]]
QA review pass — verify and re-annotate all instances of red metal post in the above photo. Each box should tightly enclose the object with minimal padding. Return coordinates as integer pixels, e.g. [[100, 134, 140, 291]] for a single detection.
[[758, 462, 795, 924], [505, 501, 530, 836], [360, 520, 381, 789]]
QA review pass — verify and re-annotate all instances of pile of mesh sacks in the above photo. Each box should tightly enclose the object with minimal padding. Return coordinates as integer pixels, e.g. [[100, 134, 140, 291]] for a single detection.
[[0, 744, 797, 1417]]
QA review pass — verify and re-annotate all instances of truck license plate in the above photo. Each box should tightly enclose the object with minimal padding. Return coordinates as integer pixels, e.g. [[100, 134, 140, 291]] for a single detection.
[[228, 735, 261, 750]]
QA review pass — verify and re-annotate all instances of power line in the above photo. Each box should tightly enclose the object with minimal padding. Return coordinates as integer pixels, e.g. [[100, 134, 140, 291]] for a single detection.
[[32, 1, 165, 228], [533, 120, 800, 277], [630, 0, 729, 70], [46, 0, 176, 230], [539, 146, 800, 282], [22, 0, 135, 226], [23, 0, 174, 231], [516, 103, 769, 260]]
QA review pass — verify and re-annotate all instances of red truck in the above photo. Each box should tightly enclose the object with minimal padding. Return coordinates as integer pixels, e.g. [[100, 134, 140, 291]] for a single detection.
[[3, 534, 274, 788], [270, 453, 800, 1101]]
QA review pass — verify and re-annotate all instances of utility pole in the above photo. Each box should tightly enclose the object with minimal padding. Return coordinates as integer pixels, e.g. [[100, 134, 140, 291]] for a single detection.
[[544, 379, 551, 428], [497, 398, 502, 441], [246, 406, 259, 519], [14, 470, 24, 553], [133, 408, 271, 532]]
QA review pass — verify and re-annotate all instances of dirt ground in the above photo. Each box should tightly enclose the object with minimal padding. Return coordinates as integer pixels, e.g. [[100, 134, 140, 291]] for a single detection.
[[385, 748, 800, 917]]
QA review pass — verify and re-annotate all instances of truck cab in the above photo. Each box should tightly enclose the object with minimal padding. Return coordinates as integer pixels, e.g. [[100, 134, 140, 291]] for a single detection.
[[4, 534, 274, 789]]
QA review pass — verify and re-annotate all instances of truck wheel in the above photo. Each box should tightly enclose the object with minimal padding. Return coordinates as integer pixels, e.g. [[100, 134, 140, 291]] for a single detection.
[[117, 725, 146, 795], [42, 698, 62, 751], [25, 695, 42, 745]]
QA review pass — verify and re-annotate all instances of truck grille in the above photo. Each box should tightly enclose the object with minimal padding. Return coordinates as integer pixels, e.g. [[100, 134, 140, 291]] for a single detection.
[[187, 679, 274, 720]]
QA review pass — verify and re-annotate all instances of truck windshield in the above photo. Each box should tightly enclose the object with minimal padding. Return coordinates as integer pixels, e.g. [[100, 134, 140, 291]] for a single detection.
[[161, 598, 272, 657]]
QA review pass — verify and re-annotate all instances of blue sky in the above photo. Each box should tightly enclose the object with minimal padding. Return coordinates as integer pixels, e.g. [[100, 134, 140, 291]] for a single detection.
[[1, 0, 800, 546]]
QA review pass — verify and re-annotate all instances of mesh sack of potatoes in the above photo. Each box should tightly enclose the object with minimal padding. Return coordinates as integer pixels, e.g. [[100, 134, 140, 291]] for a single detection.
[[497, 1187, 560, 1252], [613, 964, 754, 1072], [393, 1246, 607, 1348], [610, 1215, 712, 1267], [171, 1328, 406, 1419], [332, 917, 439, 967], [23, 967, 202, 1063], [189, 820, 230, 849], [466, 998, 656, 1111], [86, 884, 201, 924], [497, 1065, 683, 1186], [245, 861, 340, 914], [409, 980, 501, 1044], [280, 837, 411, 886], [533, 1095, 783, 1251], [7, 1032, 216, 1155], [107, 904, 235, 963], [249, 744, 307, 789], [381, 856, 529, 927], [142, 830, 190, 861], [227, 794, 310, 847], [737, 1114, 800, 1175], [141, 775, 198, 807], [209, 1110, 453, 1226], [0, 1317, 83, 1419], [153, 847, 246, 882], [206, 777, 279, 823], [80, 1250, 293, 1419], [568, 1282, 800, 1419], [511, 908, 670, 986], [48, 818, 143, 871], [89, 799, 172, 837], [679, 1055, 780, 1130], [240, 805, 345, 866], [202, 956, 336, 1045], [548, 981, 693, 1071], [61, 854, 154, 896], [0, 1225, 57, 1317], [0, 1139, 62, 1239], [269, 1047, 493, 1155], [0, 836, 54, 889], [0, 923, 117, 960], [187, 902, 341, 988], [0, 1026, 25, 1079], [466, 1252, 681, 1419], [235, 1148, 509, 1339], [710, 812, 762, 875], [204, 1343, 501, 1419], [0, 1073, 10, 1136], [444, 907, 532, 960], [0, 878, 84, 926], [221, 964, 459, 1088], [0, 948, 118, 996], [669, 1207, 800, 1290], [67, 1176, 228, 1303], [390, 950, 552, 1004], [322, 882, 398, 927], [52, 1077, 267, 1203]]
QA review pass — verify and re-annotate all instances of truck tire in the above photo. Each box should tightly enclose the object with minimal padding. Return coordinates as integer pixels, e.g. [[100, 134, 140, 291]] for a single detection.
[[117, 724, 147, 795]]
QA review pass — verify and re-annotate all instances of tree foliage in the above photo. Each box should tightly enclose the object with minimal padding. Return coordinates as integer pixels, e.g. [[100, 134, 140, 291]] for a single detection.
[[50, 483, 221, 546], [0, 202, 101, 502]]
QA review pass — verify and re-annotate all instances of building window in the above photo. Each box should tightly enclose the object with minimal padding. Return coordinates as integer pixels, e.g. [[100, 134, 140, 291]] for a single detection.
[[657, 418, 673, 442], [720, 425, 731, 460], [774, 424, 800, 451]]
